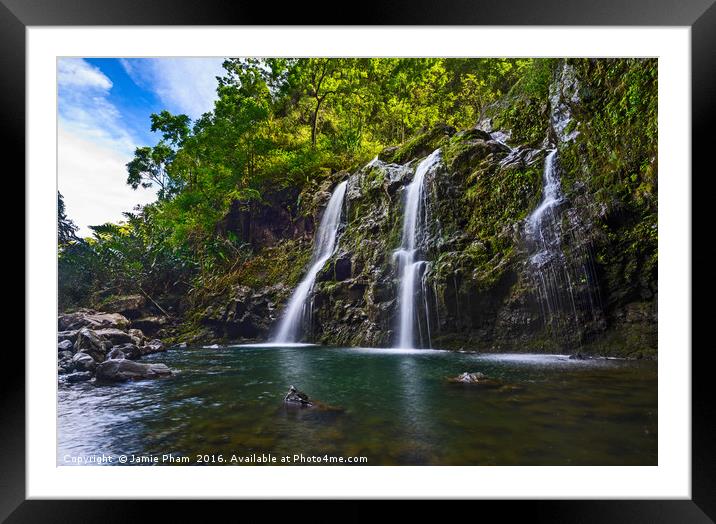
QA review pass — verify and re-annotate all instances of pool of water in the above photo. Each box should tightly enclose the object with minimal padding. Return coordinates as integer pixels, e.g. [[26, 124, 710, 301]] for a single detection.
[[57, 345, 657, 465]]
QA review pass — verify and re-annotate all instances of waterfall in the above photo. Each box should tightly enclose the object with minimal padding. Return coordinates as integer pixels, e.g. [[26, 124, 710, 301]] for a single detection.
[[525, 150, 578, 327], [273, 181, 348, 343], [393, 150, 442, 349], [524, 62, 602, 340], [526, 150, 562, 251]]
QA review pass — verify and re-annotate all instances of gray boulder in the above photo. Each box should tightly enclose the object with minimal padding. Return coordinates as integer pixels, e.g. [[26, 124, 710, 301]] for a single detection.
[[110, 343, 141, 359], [58, 356, 74, 374], [58, 339, 73, 353], [142, 339, 165, 355], [71, 351, 97, 372], [283, 385, 313, 407], [65, 371, 93, 383], [447, 372, 503, 388], [58, 330, 79, 344], [94, 328, 134, 346], [95, 360, 172, 382], [100, 295, 147, 319], [73, 328, 110, 362], [59, 310, 130, 331], [128, 328, 146, 345], [107, 347, 126, 360], [131, 316, 167, 337]]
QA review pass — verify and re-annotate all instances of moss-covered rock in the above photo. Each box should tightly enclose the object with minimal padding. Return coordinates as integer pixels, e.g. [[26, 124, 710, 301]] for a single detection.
[[178, 59, 657, 358]]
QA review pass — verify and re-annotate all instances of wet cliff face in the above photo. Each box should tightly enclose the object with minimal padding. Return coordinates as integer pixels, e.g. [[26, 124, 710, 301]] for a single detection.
[[192, 59, 657, 358], [311, 126, 547, 350], [219, 187, 315, 249]]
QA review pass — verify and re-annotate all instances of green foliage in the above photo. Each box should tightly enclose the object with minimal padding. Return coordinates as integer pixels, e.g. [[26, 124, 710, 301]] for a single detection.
[[559, 58, 657, 209], [486, 59, 557, 146], [126, 143, 179, 200], [58, 192, 79, 248], [464, 161, 543, 257], [58, 58, 657, 329]]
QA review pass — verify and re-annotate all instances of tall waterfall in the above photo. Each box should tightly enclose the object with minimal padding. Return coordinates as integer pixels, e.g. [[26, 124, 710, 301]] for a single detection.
[[393, 150, 442, 349], [273, 181, 348, 343]]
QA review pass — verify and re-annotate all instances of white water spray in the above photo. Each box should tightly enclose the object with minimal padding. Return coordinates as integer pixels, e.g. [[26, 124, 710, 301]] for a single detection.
[[393, 150, 441, 349], [273, 181, 348, 343]]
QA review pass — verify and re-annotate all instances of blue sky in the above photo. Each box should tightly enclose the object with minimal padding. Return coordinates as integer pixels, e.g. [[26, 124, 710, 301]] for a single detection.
[[58, 57, 226, 236]]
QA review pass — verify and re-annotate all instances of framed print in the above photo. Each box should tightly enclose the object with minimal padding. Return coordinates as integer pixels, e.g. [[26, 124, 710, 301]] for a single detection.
[[7, 0, 715, 520]]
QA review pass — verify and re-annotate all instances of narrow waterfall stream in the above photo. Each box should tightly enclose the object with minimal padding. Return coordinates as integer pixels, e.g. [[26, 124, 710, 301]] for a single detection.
[[524, 149, 578, 326], [393, 150, 442, 349], [524, 62, 602, 337], [273, 181, 348, 343]]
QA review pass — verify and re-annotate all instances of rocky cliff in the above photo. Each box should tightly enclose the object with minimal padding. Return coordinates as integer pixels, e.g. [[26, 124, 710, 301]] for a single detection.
[[182, 59, 657, 358]]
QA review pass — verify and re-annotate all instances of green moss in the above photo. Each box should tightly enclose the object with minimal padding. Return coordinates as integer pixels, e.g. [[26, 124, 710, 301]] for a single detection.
[[384, 124, 455, 164], [488, 95, 549, 147], [234, 239, 313, 290]]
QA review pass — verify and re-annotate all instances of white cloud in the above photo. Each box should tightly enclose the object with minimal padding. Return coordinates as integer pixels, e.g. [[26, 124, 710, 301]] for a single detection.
[[58, 58, 156, 236], [58, 58, 113, 91], [58, 59, 136, 154], [58, 125, 157, 238], [57, 57, 225, 236], [120, 58, 225, 119]]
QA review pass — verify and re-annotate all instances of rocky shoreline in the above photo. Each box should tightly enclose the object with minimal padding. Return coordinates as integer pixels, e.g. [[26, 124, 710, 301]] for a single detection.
[[58, 308, 175, 384]]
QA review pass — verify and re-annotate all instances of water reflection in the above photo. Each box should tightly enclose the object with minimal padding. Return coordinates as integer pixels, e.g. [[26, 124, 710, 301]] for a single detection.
[[58, 348, 657, 466]]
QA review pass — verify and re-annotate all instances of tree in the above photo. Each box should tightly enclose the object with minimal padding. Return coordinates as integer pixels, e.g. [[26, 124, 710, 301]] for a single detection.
[[150, 110, 191, 147], [58, 191, 79, 247], [126, 143, 177, 200], [285, 59, 346, 147]]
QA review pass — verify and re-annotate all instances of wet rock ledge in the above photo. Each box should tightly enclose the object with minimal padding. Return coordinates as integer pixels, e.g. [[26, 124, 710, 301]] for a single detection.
[[58, 309, 174, 384]]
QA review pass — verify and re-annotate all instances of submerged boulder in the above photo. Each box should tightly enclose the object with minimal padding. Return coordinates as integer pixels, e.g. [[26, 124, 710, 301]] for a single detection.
[[95, 360, 172, 383], [65, 371, 93, 384]]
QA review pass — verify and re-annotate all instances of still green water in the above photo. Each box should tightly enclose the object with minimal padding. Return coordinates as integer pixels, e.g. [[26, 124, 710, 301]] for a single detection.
[[58, 345, 657, 465]]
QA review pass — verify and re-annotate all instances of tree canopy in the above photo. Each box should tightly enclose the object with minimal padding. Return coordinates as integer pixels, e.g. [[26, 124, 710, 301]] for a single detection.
[[61, 58, 556, 308]]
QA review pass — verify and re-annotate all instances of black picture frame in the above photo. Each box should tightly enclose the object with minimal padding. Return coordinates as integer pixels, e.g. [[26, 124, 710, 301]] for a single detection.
[[7, 0, 714, 520]]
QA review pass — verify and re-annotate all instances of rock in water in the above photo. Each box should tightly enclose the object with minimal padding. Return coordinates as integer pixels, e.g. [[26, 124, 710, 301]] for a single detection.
[[95, 360, 172, 383], [65, 371, 93, 383], [447, 372, 504, 388], [283, 385, 313, 407], [568, 352, 592, 360], [110, 343, 141, 359], [143, 339, 165, 354], [71, 351, 97, 373], [73, 327, 111, 361]]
